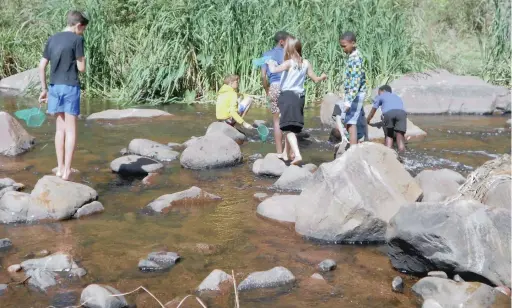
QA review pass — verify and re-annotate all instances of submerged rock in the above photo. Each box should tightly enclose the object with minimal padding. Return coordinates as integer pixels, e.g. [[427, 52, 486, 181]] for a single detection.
[[0, 112, 35, 156], [412, 277, 509, 308], [0, 176, 99, 223], [387, 200, 511, 287], [180, 133, 242, 170], [127, 139, 179, 162], [295, 143, 423, 243], [21, 253, 85, 292], [0, 284, 6, 295], [415, 169, 466, 202], [146, 186, 222, 212], [318, 259, 337, 272], [139, 251, 180, 272], [80, 284, 128, 308], [86, 109, 172, 120], [272, 165, 314, 191], [392, 276, 404, 293], [205, 122, 246, 143], [110, 155, 163, 175], [252, 154, 287, 177], [238, 266, 295, 291], [0, 238, 12, 250], [256, 195, 302, 224], [197, 269, 233, 292]]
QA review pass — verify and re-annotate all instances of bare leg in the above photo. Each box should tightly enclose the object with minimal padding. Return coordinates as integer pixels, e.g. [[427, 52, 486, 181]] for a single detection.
[[396, 132, 406, 153], [282, 134, 289, 161], [348, 124, 358, 145], [55, 113, 65, 177], [385, 136, 394, 148], [62, 113, 77, 181], [273, 113, 283, 155], [287, 133, 302, 165]]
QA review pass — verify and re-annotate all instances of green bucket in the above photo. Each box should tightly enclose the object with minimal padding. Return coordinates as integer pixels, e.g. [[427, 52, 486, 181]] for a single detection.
[[14, 107, 46, 127], [257, 124, 269, 142]]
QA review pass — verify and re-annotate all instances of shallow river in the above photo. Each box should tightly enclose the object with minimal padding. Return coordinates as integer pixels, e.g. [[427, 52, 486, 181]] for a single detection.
[[0, 96, 510, 308]]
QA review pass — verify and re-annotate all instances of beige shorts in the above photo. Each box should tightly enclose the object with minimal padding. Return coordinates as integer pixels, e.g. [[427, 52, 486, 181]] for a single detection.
[[268, 83, 280, 114]]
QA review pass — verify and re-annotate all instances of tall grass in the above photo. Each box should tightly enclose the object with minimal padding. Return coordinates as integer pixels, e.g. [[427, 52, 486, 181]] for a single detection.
[[0, 0, 507, 105]]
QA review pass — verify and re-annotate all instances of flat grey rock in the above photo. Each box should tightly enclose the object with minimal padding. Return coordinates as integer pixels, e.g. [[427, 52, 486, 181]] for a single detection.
[[110, 155, 163, 175], [139, 251, 180, 272], [26, 268, 58, 291], [205, 122, 246, 143], [238, 266, 295, 291], [147, 186, 221, 212], [272, 165, 314, 191], [256, 195, 302, 224], [0, 238, 12, 250], [252, 154, 287, 177], [197, 269, 232, 291], [127, 139, 179, 162], [180, 133, 242, 170]]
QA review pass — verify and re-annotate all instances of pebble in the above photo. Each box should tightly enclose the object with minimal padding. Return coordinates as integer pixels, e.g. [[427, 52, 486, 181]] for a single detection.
[[0, 238, 12, 250], [318, 259, 337, 272], [392, 276, 404, 293], [310, 273, 324, 281], [253, 192, 269, 201], [427, 271, 448, 279], [7, 264, 22, 273], [0, 284, 7, 295]]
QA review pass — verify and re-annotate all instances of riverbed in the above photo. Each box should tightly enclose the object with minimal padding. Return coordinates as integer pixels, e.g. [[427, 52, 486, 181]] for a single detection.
[[0, 96, 510, 307]]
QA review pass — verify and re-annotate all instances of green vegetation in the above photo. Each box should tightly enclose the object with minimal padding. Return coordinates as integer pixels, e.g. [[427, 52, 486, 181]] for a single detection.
[[0, 0, 509, 105]]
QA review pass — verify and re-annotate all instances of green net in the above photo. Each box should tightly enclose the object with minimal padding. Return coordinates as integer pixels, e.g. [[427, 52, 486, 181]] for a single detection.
[[257, 124, 269, 142], [14, 107, 46, 127]]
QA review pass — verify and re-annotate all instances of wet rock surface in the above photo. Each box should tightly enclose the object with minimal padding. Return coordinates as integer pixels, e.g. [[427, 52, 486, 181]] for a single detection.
[[238, 266, 295, 291], [146, 186, 222, 212]]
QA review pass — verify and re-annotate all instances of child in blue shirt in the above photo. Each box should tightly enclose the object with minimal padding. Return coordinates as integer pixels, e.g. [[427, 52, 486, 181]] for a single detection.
[[367, 85, 407, 153]]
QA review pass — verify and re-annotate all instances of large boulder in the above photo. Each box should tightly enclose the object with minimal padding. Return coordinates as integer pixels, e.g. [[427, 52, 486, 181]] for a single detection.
[[87, 109, 172, 120], [80, 284, 128, 308], [387, 69, 510, 114], [205, 122, 246, 143], [0, 68, 40, 94], [252, 154, 287, 177], [0, 176, 100, 223], [180, 133, 242, 170], [386, 200, 511, 287], [295, 142, 422, 243], [451, 154, 511, 210], [0, 112, 35, 156], [126, 139, 179, 162], [256, 195, 302, 224], [415, 169, 466, 202], [110, 155, 163, 175], [412, 277, 510, 308], [272, 165, 314, 191], [146, 186, 222, 212], [238, 266, 295, 291]]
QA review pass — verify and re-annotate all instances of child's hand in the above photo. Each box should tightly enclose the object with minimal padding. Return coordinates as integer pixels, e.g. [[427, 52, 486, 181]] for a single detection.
[[266, 59, 277, 67], [39, 90, 48, 105], [320, 73, 328, 81], [243, 122, 253, 130]]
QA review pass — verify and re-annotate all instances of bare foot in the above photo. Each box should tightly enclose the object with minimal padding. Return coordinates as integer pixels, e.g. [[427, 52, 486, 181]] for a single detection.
[[61, 169, 71, 181], [281, 153, 289, 161], [291, 156, 302, 166]]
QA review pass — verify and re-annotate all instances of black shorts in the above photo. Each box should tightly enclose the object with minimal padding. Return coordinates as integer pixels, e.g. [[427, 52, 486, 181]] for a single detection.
[[278, 90, 305, 134], [382, 109, 407, 138]]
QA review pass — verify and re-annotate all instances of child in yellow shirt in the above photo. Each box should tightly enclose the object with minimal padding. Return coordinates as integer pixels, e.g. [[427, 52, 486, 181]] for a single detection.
[[216, 75, 253, 129]]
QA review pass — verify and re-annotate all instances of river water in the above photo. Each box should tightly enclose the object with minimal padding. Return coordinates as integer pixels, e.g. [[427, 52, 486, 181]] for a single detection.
[[0, 96, 510, 307]]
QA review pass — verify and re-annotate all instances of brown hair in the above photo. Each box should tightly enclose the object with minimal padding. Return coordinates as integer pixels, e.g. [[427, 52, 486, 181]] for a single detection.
[[223, 74, 239, 85], [67, 10, 89, 26], [284, 36, 302, 65]]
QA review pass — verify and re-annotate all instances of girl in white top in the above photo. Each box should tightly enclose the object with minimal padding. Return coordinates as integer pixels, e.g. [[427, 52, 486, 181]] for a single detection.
[[267, 36, 327, 165]]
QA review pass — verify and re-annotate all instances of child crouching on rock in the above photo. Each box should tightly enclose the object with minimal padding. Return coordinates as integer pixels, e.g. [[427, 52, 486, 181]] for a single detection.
[[267, 36, 327, 165], [216, 74, 254, 130], [366, 84, 407, 153]]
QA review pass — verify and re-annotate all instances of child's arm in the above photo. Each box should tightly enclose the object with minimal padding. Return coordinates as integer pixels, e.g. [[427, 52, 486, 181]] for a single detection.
[[76, 36, 86, 73], [366, 96, 381, 124], [267, 59, 291, 74], [343, 57, 364, 111], [305, 60, 327, 83], [228, 93, 250, 128], [38, 40, 50, 102]]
